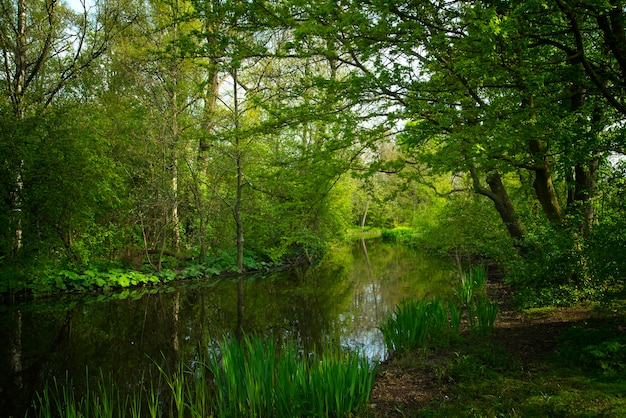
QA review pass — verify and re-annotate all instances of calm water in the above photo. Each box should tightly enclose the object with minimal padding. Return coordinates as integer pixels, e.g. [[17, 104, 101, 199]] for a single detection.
[[0, 238, 455, 417]]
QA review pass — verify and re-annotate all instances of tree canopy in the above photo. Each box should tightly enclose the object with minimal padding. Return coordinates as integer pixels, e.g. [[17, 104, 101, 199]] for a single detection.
[[1, 0, 625, 299]]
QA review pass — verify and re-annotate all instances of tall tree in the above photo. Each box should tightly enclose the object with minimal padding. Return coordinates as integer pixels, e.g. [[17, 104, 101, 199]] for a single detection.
[[0, 0, 133, 260], [278, 0, 620, 243]]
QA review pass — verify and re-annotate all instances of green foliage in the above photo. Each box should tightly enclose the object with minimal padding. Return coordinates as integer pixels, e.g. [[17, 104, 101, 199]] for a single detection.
[[2, 0, 625, 315], [585, 194, 626, 301], [558, 322, 626, 378], [206, 335, 376, 417], [506, 223, 584, 289], [23, 267, 162, 295], [380, 299, 455, 353], [179, 263, 221, 280], [380, 227, 416, 243], [32, 336, 377, 418], [204, 250, 278, 273]]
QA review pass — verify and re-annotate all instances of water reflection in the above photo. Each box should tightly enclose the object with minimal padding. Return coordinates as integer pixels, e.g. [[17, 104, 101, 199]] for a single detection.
[[0, 238, 455, 416]]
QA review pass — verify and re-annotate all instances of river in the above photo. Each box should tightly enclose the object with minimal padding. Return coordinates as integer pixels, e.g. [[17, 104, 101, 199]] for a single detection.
[[0, 238, 456, 417]]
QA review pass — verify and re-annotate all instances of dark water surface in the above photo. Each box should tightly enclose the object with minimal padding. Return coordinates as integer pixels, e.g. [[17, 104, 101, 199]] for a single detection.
[[0, 238, 455, 417]]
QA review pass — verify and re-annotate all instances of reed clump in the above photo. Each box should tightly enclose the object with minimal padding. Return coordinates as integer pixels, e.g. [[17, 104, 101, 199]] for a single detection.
[[379, 299, 452, 353], [32, 336, 376, 418], [207, 335, 376, 417], [380, 266, 499, 355], [460, 267, 499, 335]]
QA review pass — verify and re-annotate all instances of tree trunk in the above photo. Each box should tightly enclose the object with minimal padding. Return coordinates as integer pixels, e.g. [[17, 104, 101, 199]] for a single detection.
[[470, 165, 525, 244], [573, 158, 599, 236], [530, 156, 564, 222], [360, 197, 370, 229], [233, 69, 244, 272], [485, 173, 526, 242], [199, 66, 220, 172], [567, 79, 600, 236], [170, 2, 181, 251], [523, 94, 564, 222]]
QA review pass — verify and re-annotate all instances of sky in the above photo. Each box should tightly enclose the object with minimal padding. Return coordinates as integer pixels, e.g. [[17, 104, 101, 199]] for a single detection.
[[65, 0, 93, 12]]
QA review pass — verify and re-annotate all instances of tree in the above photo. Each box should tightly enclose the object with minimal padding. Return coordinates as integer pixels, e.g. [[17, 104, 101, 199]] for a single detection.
[[0, 0, 134, 263]]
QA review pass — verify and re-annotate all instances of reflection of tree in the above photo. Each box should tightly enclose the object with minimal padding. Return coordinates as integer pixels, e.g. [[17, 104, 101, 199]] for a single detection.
[[360, 238, 372, 275], [3, 307, 74, 417], [173, 291, 180, 353], [236, 278, 244, 341], [10, 311, 22, 389]]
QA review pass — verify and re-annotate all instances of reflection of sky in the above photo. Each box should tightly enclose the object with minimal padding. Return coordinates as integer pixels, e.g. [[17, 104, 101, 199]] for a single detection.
[[341, 326, 387, 364], [338, 282, 388, 362], [335, 239, 455, 363]]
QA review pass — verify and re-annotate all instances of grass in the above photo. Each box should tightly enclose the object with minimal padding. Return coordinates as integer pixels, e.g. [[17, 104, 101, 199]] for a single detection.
[[31, 335, 376, 418], [379, 266, 499, 354], [369, 317, 626, 417], [207, 335, 376, 417], [426, 352, 626, 416], [370, 280, 626, 417]]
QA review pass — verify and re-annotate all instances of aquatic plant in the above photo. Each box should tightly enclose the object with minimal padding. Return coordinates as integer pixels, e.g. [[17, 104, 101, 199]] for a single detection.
[[380, 266, 500, 354], [206, 335, 376, 417], [470, 295, 499, 334], [379, 299, 452, 353], [449, 301, 462, 332], [456, 266, 488, 306], [31, 336, 376, 418]]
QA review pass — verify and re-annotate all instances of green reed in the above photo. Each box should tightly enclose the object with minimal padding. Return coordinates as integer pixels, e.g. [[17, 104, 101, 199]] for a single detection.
[[471, 295, 499, 334], [206, 334, 376, 417], [456, 266, 488, 306], [380, 266, 499, 355], [459, 267, 498, 335], [448, 301, 462, 332], [379, 299, 453, 353], [155, 361, 186, 418], [32, 336, 376, 418]]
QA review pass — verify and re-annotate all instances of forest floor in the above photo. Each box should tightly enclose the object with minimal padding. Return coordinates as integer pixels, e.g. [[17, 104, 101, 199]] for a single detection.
[[365, 283, 626, 417]]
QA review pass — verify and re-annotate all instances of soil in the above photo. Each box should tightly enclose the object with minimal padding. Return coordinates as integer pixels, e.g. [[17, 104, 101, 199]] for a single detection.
[[365, 282, 611, 417]]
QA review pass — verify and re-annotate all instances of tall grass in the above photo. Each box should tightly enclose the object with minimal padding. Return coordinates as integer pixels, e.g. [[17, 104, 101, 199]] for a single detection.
[[31, 336, 376, 418], [207, 335, 376, 417], [379, 299, 453, 353], [458, 267, 498, 335], [456, 266, 487, 306], [466, 295, 499, 335], [380, 266, 499, 354]]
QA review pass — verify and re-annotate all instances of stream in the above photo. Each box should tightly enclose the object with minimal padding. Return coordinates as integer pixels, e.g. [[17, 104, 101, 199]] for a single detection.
[[0, 238, 456, 417]]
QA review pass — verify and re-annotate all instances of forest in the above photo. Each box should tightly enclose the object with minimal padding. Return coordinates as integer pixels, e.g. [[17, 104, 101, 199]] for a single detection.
[[1, 0, 626, 304]]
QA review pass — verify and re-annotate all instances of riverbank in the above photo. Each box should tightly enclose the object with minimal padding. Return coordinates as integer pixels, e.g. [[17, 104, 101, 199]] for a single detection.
[[366, 282, 626, 417]]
